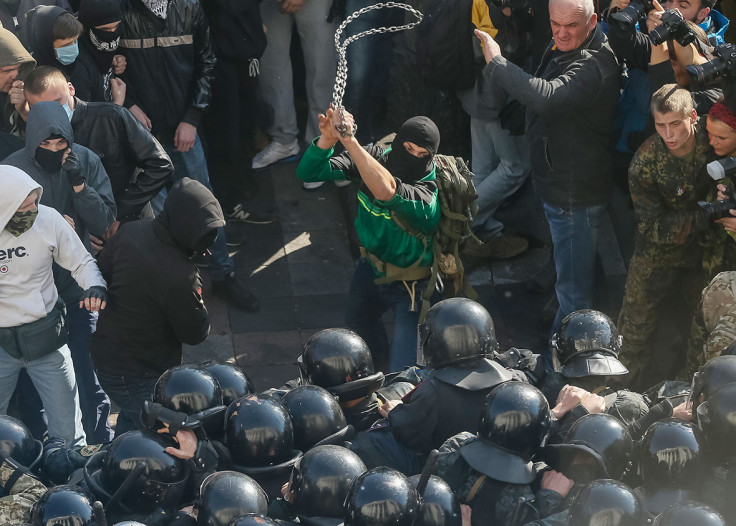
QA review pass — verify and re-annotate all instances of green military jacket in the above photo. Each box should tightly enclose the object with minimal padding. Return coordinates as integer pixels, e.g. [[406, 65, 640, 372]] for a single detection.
[[628, 120, 716, 267]]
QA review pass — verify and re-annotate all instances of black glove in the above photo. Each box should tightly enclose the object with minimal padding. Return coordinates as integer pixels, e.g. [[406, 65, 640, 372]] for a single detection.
[[63, 151, 84, 187], [81, 285, 107, 304]]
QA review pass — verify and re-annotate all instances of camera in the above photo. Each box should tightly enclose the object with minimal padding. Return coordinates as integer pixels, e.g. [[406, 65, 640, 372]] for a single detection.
[[610, 0, 656, 27], [648, 9, 696, 46], [687, 43, 736, 84], [698, 157, 736, 221]]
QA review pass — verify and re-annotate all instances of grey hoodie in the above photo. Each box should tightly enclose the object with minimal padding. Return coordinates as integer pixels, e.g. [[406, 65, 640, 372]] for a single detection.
[[0, 165, 104, 327], [3, 101, 116, 304]]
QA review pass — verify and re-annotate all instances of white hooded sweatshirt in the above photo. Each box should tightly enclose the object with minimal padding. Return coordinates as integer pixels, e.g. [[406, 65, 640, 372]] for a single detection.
[[0, 165, 106, 327]]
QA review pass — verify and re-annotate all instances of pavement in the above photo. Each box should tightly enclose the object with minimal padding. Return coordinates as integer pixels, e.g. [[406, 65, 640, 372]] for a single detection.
[[181, 157, 631, 392]]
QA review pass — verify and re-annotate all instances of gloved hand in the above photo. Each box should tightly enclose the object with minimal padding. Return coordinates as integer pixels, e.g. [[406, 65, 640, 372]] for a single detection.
[[79, 285, 107, 312], [63, 151, 84, 187]]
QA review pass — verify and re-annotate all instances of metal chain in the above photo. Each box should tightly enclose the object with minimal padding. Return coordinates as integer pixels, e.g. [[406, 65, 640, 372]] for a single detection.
[[332, 2, 423, 137]]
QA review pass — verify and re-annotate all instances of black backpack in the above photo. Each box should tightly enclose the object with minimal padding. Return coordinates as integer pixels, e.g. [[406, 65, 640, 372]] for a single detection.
[[415, 0, 479, 92]]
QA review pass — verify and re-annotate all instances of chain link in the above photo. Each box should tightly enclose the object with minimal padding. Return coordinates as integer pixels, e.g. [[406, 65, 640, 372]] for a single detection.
[[332, 2, 423, 137]]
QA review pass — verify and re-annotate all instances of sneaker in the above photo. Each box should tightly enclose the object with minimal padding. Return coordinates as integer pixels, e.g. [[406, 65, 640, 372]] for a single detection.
[[462, 232, 529, 260], [225, 203, 277, 225], [303, 181, 327, 191], [211, 273, 260, 312], [252, 140, 301, 170], [334, 179, 352, 188]]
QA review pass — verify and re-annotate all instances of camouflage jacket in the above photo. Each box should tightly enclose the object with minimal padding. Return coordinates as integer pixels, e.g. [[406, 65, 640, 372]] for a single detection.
[[628, 121, 716, 267], [688, 271, 736, 370], [0, 458, 47, 525]]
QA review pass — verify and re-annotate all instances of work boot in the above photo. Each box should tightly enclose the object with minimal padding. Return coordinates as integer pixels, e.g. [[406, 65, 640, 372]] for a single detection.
[[212, 273, 260, 312], [252, 139, 300, 170], [463, 232, 529, 260]]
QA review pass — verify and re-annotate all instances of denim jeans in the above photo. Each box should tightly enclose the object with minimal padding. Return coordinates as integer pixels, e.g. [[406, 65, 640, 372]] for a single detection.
[[543, 202, 606, 336], [346, 259, 426, 372], [151, 134, 234, 281], [0, 345, 85, 446], [96, 371, 158, 438], [470, 117, 531, 238], [14, 305, 113, 443]]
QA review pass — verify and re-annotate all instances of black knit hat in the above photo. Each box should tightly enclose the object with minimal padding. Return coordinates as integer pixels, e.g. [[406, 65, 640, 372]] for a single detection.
[[78, 0, 122, 28]]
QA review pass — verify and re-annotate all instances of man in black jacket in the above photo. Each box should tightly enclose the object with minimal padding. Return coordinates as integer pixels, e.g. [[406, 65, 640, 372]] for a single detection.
[[24, 66, 171, 232], [474, 0, 620, 367], [117, 0, 260, 312], [91, 177, 220, 436]]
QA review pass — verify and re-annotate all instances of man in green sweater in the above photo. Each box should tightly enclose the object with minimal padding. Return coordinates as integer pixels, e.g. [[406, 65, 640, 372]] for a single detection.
[[297, 108, 440, 371]]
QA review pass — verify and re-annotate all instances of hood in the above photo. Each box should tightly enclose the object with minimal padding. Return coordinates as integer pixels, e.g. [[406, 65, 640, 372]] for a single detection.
[[26, 5, 69, 68], [24, 101, 74, 161], [701, 9, 729, 46], [0, 26, 35, 74], [0, 165, 42, 230], [156, 177, 226, 253]]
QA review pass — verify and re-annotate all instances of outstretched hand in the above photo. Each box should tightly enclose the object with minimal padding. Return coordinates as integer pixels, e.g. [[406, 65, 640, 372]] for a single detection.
[[474, 29, 502, 64]]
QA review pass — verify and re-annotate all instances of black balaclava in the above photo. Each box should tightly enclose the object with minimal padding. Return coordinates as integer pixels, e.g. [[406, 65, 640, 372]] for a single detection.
[[387, 116, 440, 183], [78, 0, 122, 72], [35, 133, 66, 173]]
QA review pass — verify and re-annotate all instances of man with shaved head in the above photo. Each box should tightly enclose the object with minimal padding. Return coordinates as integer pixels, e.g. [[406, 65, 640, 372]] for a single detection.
[[475, 0, 620, 368]]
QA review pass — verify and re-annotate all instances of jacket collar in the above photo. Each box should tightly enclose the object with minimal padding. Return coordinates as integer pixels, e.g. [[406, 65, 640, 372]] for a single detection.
[[538, 23, 608, 73]]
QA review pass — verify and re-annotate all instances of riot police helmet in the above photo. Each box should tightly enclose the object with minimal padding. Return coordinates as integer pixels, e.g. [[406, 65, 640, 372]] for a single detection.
[[568, 480, 642, 526], [344, 467, 419, 526], [196, 471, 268, 526], [652, 502, 726, 526], [281, 385, 352, 451], [408, 474, 461, 526], [202, 361, 256, 406], [0, 414, 42, 468], [30, 485, 95, 526]]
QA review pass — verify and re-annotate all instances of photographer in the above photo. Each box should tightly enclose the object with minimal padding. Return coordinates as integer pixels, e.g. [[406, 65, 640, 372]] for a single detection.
[[618, 84, 718, 389], [607, 0, 728, 71], [648, 23, 722, 114], [708, 101, 736, 237]]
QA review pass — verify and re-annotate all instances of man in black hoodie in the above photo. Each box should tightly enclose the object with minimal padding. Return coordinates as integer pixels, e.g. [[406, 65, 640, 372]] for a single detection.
[[90, 178, 221, 436]]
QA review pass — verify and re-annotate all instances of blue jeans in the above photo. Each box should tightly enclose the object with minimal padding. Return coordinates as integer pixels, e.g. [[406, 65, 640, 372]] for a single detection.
[[152, 134, 234, 280], [544, 202, 606, 336], [96, 371, 158, 438], [470, 117, 530, 238], [0, 345, 85, 446], [346, 259, 426, 372]]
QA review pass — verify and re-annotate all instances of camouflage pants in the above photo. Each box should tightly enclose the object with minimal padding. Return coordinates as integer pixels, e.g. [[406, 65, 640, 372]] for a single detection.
[[618, 260, 706, 386]]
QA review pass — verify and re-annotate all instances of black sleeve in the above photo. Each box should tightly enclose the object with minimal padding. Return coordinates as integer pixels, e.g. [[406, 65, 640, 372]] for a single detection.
[[626, 399, 673, 440], [608, 20, 652, 71], [648, 61, 677, 94], [388, 382, 439, 454], [116, 109, 174, 220], [328, 144, 387, 181]]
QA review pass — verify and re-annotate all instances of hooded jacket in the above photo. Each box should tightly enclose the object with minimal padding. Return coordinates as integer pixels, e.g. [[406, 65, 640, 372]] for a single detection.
[[119, 0, 216, 135], [91, 177, 223, 378], [70, 97, 173, 221], [484, 24, 620, 208], [24, 5, 77, 78], [0, 26, 35, 135], [0, 165, 105, 327], [3, 101, 116, 304]]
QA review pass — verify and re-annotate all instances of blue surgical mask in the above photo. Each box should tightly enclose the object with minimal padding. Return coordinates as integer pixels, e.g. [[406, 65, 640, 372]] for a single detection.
[[55, 41, 79, 65], [62, 101, 73, 121]]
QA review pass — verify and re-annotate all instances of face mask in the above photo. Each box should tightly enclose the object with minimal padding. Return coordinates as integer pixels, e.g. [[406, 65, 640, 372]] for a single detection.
[[55, 41, 79, 65], [90, 27, 121, 52], [35, 146, 66, 173], [4, 209, 38, 237], [62, 101, 73, 121], [190, 229, 218, 257], [387, 146, 433, 183]]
